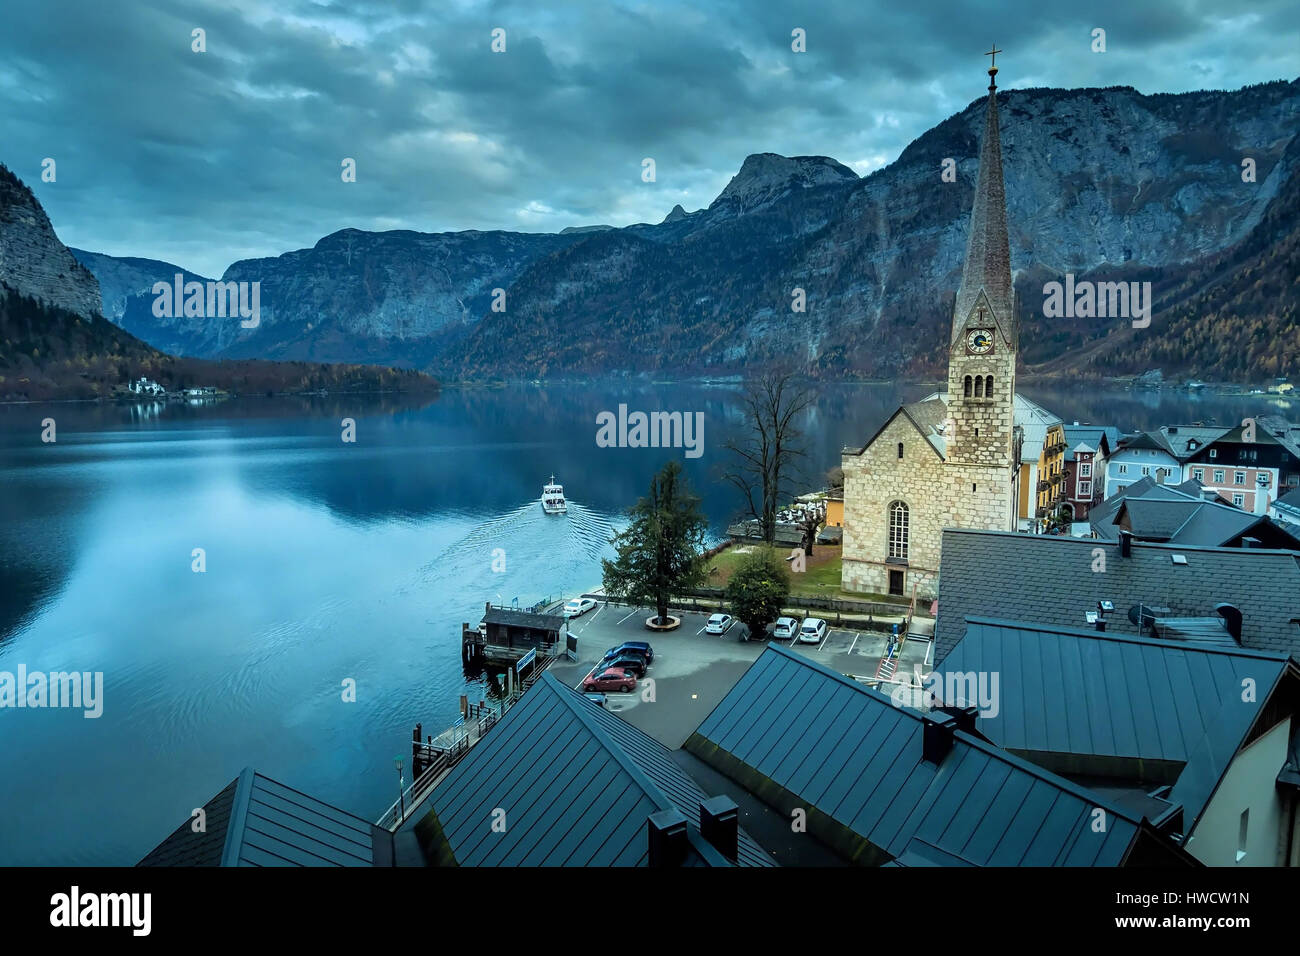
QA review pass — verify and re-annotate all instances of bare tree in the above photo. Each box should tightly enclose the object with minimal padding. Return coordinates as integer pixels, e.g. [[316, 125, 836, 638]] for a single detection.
[[722, 372, 815, 545]]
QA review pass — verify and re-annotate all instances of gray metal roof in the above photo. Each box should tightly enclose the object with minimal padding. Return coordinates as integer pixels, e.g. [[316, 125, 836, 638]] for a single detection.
[[417, 673, 775, 866], [138, 768, 379, 866], [936, 528, 1300, 662], [935, 617, 1292, 837], [1093, 480, 1299, 548], [482, 607, 565, 631], [688, 644, 1152, 866]]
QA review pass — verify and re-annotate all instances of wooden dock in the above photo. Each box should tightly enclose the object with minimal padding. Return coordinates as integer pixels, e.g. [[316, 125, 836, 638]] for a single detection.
[[376, 647, 558, 832]]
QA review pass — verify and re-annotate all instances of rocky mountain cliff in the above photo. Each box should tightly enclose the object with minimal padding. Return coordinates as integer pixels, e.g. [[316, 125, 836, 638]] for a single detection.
[[76, 78, 1300, 381], [0, 164, 102, 320]]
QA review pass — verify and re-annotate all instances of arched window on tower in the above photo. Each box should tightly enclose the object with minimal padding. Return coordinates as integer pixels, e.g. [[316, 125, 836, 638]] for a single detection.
[[985, 375, 994, 397], [963, 375, 972, 398], [974, 376, 984, 398], [888, 501, 909, 560]]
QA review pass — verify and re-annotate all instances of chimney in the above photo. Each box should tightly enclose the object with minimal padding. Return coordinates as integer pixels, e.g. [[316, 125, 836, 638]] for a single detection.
[[923, 713, 959, 765], [647, 808, 689, 867], [939, 704, 979, 735], [699, 795, 739, 862], [1215, 603, 1243, 643], [1120, 530, 1133, 558]]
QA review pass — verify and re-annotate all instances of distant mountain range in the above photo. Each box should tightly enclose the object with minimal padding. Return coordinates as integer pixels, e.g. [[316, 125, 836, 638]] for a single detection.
[[28, 79, 1300, 383], [0, 165, 437, 401]]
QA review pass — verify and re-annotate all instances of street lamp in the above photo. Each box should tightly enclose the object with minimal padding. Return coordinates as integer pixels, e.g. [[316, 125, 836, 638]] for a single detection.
[[394, 756, 405, 820]]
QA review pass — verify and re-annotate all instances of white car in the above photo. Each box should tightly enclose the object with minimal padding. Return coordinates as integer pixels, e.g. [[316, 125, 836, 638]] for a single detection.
[[563, 597, 598, 618], [705, 613, 733, 635], [798, 618, 828, 644], [772, 617, 799, 640]]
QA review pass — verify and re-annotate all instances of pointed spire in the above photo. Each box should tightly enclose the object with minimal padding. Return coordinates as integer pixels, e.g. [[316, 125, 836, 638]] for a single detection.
[[953, 50, 1014, 345]]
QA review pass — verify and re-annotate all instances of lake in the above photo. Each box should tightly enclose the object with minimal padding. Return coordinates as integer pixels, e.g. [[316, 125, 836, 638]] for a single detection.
[[0, 381, 1289, 864]]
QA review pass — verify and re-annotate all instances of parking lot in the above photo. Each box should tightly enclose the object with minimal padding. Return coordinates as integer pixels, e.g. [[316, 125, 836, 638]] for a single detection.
[[548, 601, 933, 750]]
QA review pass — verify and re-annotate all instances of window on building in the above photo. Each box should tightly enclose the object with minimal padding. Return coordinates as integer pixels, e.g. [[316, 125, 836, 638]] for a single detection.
[[1079, 480, 1092, 498], [897, 442, 904, 460], [1193, 468, 1204, 481], [1118, 464, 1128, 475], [1210, 448, 1218, 459], [1141, 466, 1150, 476], [1234, 471, 1246, 485], [974, 376, 984, 398], [1232, 493, 1245, 507], [963, 375, 972, 398], [1213, 469, 1225, 483], [984, 375, 993, 396], [888, 501, 909, 559], [1079, 463, 1091, 478]]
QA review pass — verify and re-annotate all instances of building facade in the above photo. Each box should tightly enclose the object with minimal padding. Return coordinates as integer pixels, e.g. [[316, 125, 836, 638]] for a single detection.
[[842, 62, 1020, 599]]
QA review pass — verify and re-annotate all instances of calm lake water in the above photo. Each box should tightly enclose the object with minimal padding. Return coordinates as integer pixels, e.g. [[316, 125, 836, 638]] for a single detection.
[[0, 381, 1290, 865]]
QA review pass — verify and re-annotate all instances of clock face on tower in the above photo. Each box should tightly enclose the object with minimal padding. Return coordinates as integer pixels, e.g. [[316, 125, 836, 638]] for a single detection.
[[966, 328, 993, 354]]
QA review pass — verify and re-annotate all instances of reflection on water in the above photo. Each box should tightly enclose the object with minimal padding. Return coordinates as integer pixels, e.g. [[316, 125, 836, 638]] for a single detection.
[[0, 382, 1290, 864]]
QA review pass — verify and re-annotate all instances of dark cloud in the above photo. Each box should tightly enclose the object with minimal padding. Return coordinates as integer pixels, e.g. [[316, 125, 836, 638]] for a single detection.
[[4, 0, 1298, 277]]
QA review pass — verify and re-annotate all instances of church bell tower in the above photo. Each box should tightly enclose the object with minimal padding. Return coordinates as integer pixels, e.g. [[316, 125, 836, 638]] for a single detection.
[[945, 47, 1017, 470]]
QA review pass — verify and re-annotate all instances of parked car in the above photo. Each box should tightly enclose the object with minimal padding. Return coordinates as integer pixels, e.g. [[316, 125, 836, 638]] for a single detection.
[[601, 641, 654, 665], [583, 692, 607, 708], [564, 597, 598, 618], [798, 618, 828, 644], [583, 667, 636, 693], [772, 617, 799, 640], [705, 613, 733, 635], [604, 654, 647, 678]]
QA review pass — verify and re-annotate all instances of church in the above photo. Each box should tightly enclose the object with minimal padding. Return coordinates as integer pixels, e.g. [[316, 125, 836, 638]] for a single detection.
[[841, 54, 1024, 600]]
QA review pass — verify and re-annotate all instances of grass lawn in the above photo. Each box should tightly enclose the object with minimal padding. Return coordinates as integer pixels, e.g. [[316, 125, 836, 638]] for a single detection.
[[705, 543, 908, 604]]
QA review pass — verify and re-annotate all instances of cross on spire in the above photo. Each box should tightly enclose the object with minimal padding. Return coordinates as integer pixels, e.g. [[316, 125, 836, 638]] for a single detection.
[[986, 44, 1001, 89]]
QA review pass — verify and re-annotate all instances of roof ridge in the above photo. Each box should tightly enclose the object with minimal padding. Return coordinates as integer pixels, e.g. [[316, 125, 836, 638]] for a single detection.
[[542, 673, 678, 814], [760, 646, 1148, 825], [959, 615, 1292, 660]]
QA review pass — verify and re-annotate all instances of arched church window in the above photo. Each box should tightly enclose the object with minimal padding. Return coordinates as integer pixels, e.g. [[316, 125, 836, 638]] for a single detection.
[[974, 376, 984, 398], [888, 501, 909, 559], [897, 442, 904, 459], [985, 375, 994, 396], [963, 376, 972, 398]]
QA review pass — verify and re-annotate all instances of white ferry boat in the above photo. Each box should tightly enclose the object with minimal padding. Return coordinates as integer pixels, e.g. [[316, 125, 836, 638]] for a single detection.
[[541, 476, 567, 514]]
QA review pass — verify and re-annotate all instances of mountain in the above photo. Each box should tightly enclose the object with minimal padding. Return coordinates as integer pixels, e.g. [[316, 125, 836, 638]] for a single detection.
[[0, 166, 438, 401], [0, 283, 439, 402], [74, 79, 1300, 382], [0, 165, 101, 319]]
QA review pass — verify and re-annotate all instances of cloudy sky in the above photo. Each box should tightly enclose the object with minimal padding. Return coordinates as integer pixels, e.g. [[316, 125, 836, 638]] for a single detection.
[[5, 0, 1299, 277]]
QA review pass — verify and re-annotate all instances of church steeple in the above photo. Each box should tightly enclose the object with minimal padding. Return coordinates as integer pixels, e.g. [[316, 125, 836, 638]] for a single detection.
[[951, 48, 1014, 348]]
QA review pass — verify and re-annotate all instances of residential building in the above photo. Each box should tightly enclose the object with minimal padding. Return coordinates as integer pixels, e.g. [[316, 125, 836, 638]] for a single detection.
[[1105, 425, 1229, 498], [937, 618, 1300, 866], [685, 644, 1196, 866], [1038, 423, 1117, 524], [934, 527, 1300, 664], [410, 673, 776, 866], [1183, 417, 1300, 515], [1090, 477, 1300, 549], [1272, 486, 1300, 535], [138, 767, 392, 866], [842, 63, 1022, 599]]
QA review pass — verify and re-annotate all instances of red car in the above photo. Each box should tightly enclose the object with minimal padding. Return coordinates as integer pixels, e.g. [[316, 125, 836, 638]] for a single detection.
[[583, 666, 636, 693]]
